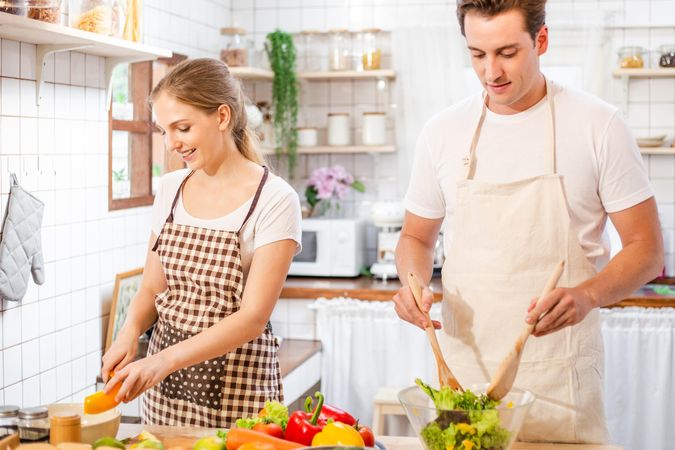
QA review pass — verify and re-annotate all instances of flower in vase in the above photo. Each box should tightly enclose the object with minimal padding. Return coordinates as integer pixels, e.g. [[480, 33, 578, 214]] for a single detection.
[[305, 165, 365, 217]]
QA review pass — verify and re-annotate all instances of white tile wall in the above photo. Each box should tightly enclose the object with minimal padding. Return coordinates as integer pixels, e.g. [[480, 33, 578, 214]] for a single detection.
[[0, 0, 231, 407], [235, 0, 675, 272]]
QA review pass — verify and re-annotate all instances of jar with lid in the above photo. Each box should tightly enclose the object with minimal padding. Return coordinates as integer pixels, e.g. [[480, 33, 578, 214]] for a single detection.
[[18, 407, 49, 442], [69, 0, 113, 34], [112, 0, 142, 41], [328, 29, 352, 71], [297, 31, 326, 72], [359, 28, 383, 71], [659, 45, 675, 68], [0, 405, 20, 437], [28, 0, 62, 24], [220, 27, 249, 67], [327, 112, 350, 146], [49, 414, 81, 445], [0, 0, 28, 16], [618, 46, 647, 69]]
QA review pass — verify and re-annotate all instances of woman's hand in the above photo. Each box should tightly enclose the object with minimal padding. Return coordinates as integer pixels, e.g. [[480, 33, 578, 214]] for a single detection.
[[101, 328, 139, 383], [392, 283, 441, 330], [105, 352, 173, 402]]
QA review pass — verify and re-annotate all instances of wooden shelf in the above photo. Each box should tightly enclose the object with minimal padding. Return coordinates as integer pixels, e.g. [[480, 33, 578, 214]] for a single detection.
[[612, 68, 675, 78], [298, 69, 396, 81], [0, 12, 171, 108], [229, 66, 274, 80], [640, 147, 675, 155], [261, 145, 395, 155], [231, 67, 397, 82]]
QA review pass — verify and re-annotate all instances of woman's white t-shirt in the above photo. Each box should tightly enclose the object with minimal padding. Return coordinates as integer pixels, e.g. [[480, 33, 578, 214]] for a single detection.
[[151, 168, 302, 281], [404, 81, 653, 270]]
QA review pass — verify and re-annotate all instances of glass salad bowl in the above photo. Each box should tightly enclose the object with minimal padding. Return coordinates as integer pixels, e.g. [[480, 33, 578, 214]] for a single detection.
[[398, 382, 535, 450]]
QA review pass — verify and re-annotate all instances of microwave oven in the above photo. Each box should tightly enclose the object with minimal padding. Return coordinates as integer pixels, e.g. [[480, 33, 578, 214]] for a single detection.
[[288, 218, 365, 277]]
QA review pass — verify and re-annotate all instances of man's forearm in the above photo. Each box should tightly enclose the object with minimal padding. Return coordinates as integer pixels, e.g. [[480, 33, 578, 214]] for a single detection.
[[580, 239, 663, 308], [395, 233, 436, 284]]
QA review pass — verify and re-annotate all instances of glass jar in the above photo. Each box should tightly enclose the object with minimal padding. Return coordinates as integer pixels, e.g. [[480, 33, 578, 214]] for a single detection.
[[659, 45, 675, 68], [327, 112, 350, 146], [49, 414, 81, 445], [328, 29, 352, 71], [0, 405, 20, 437], [618, 46, 647, 69], [0, 0, 29, 16], [69, 0, 113, 35], [360, 28, 382, 71], [18, 407, 49, 443], [296, 30, 326, 72], [112, 0, 141, 41], [220, 27, 249, 67], [27, 0, 61, 24]]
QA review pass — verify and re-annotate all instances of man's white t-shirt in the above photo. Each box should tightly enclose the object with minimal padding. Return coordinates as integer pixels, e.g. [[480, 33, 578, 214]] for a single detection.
[[404, 81, 653, 269], [151, 168, 302, 282]]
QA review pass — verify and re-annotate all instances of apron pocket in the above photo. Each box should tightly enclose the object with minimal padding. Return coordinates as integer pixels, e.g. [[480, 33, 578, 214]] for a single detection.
[[157, 323, 227, 410]]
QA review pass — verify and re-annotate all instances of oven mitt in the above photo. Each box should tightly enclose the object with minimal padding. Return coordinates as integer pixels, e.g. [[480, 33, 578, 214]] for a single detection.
[[0, 173, 45, 301]]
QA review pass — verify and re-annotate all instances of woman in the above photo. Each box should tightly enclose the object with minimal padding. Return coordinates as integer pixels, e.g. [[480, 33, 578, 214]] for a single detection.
[[101, 58, 302, 427]]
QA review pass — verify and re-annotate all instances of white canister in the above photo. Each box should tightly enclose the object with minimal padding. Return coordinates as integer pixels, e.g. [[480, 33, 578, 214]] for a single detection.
[[327, 113, 350, 146], [297, 127, 318, 147], [362, 112, 386, 145]]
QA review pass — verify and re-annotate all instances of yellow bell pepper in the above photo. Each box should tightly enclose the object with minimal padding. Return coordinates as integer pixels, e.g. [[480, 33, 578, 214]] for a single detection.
[[311, 422, 365, 446], [456, 423, 476, 435]]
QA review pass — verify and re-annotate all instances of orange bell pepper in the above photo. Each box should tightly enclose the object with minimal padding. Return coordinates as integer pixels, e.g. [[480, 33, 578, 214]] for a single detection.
[[84, 376, 121, 414]]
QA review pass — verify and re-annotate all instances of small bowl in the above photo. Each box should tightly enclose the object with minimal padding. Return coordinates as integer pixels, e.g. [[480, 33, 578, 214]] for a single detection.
[[48, 403, 121, 444], [399, 384, 535, 450]]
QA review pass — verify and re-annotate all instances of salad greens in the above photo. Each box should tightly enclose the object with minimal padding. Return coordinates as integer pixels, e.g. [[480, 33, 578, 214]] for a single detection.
[[234, 400, 289, 430], [415, 379, 511, 450]]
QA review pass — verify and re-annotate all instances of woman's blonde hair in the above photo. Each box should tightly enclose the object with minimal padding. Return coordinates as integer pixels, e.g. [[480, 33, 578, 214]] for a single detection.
[[150, 58, 264, 165]]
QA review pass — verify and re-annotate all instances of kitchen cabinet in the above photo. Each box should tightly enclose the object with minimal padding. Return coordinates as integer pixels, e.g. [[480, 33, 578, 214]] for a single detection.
[[0, 12, 171, 109]]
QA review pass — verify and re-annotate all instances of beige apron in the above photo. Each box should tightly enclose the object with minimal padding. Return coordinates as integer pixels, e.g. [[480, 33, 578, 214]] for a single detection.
[[439, 80, 609, 443]]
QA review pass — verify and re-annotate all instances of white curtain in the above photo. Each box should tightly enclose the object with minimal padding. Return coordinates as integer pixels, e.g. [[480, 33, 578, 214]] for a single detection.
[[311, 298, 440, 426], [392, 26, 470, 197], [601, 307, 675, 450]]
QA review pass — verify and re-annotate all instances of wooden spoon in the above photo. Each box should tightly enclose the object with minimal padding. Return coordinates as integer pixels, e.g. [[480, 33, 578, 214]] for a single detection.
[[486, 260, 565, 400], [408, 272, 463, 391]]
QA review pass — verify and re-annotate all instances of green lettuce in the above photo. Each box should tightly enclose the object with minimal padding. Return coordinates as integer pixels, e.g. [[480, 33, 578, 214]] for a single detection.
[[234, 400, 289, 430]]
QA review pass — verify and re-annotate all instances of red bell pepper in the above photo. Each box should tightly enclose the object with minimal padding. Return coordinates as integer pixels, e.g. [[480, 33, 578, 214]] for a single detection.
[[284, 392, 326, 446], [304, 393, 357, 426]]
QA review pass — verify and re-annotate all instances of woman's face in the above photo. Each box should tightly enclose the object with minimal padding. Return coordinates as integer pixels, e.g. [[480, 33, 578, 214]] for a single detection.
[[152, 92, 230, 170]]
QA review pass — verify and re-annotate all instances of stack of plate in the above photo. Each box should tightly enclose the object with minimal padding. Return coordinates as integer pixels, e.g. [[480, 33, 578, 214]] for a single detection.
[[636, 135, 667, 148]]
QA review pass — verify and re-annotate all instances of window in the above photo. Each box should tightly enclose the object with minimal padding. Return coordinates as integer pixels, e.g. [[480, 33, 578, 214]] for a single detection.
[[108, 54, 187, 210]]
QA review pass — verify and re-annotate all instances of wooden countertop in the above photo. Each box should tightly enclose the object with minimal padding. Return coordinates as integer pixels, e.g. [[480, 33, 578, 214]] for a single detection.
[[116, 425, 622, 449], [278, 338, 321, 378], [281, 276, 675, 308]]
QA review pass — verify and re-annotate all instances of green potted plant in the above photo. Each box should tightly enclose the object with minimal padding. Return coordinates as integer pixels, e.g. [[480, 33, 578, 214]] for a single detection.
[[265, 30, 299, 178]]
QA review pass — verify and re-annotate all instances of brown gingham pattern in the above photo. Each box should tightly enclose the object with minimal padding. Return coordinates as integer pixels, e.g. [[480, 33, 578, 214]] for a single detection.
[[142, 168, 282, 427]]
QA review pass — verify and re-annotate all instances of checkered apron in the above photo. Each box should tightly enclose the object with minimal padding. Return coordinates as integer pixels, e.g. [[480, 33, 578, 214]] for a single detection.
[[142, 167, 283, 427]]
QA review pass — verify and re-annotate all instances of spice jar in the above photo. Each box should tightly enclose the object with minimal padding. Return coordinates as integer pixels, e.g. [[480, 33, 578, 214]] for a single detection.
[[0, 405, 20, 437], [360, 28, 382, 71], [18, 407, 49, 442], [27, 0, 61, 23], [49, 414, 81, 445], [658, 45, 675, 68], [69, 0, 113, 35], [220, 27, 249, 67], [618, 46, 647, 69], [362, 112, 386, 145], [0, 0, 29, 16], [328, 29, 352, 71], [327, 112, 350, 146]]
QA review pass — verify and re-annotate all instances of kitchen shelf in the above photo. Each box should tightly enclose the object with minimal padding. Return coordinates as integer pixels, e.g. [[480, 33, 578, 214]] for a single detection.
[[612, 68, 675, 78], [261, 145, 395, 155], [0, 11, 171, 107], [639, 147, 675, 155], [230, 67, 397, 82]]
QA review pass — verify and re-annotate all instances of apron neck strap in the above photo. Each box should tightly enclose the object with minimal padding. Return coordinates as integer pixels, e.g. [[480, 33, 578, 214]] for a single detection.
[[238, 166, 269, 234], [166, 170, 196, 224], [464, 76, 557, 180]]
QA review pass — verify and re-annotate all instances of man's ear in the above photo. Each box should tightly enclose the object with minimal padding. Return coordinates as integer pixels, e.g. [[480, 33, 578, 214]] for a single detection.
[[217, 104, 232, 131], [536, 25, 549, 55]]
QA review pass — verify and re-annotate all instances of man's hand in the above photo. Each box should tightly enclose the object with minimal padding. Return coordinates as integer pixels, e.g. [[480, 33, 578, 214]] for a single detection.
[[392, 283, 441, 330], [105, 352, 174, 403], [526, 286, 597, 337]]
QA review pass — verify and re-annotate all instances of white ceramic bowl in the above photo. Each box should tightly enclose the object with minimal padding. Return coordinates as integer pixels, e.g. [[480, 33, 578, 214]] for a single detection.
[[48, 403, 121, 444]]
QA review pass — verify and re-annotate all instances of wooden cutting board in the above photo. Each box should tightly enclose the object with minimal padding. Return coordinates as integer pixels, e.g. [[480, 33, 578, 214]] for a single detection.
[[119, 425, 216, 449]]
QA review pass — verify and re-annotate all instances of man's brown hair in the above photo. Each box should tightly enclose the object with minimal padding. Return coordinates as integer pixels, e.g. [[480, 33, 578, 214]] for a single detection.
[[457, 0, 547, 41]]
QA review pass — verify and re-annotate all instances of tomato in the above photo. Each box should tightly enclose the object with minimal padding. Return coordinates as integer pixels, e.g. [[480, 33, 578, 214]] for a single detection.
[[356, 425, 375, 447], [252, 423, 284, 440], [237, 443, 276, 450]]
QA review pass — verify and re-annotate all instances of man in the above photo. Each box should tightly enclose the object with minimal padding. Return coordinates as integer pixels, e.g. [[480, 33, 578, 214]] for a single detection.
[[394, 0, 663, 443]]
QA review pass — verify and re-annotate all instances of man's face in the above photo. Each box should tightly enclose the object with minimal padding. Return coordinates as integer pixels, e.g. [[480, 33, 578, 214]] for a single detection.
[[464, 9, 548, 111]]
